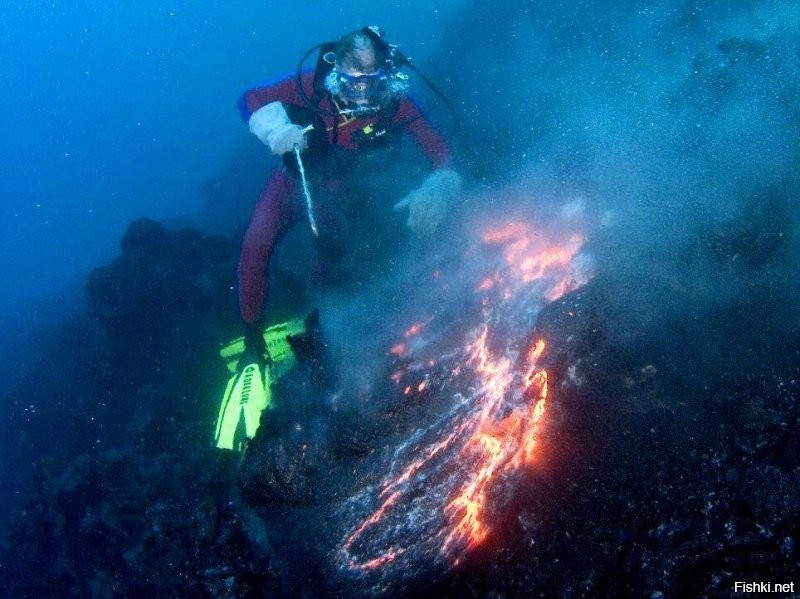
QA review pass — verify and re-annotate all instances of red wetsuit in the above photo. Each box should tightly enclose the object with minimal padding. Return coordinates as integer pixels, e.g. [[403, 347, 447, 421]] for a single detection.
[[237, 72, 453, 324]]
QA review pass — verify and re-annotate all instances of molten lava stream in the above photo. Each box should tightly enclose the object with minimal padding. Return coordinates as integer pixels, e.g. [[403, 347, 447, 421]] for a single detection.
[[440, 337, 549, 559]]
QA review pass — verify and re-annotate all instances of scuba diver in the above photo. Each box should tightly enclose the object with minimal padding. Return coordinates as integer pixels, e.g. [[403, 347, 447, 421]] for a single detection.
[[214, 27, 461, 450]]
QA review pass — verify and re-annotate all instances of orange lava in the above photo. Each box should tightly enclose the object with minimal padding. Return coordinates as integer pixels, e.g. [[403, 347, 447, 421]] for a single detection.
[[441, 335, 549, 554], [404, 321, 427, 338], [340, 216, 585, 571], [479, 221, 587, 301]]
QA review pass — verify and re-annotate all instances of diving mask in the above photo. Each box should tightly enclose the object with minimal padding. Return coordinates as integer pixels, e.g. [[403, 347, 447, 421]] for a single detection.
[[324, 68, 409, 109]]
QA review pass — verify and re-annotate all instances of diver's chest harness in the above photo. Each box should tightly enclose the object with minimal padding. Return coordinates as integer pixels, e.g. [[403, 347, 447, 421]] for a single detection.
[[328, 98, 401, 148]]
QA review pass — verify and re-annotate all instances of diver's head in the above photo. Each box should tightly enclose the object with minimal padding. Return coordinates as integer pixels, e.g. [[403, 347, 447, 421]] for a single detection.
[[324, 29, 408, 110], [337, 30, 383, 74]]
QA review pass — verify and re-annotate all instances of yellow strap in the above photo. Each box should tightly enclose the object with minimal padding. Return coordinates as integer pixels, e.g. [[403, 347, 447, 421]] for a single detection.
[[220, 317, 306, 374], [326, 97, 358, 131]]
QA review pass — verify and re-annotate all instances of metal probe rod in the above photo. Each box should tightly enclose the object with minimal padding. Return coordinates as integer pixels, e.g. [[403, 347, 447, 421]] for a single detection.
[[294, 125, 318, 236]]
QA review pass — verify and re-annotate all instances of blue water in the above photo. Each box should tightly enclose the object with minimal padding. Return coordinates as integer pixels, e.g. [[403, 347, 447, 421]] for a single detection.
[[1, 0, 798, 559], [0, 2, 461, 319]]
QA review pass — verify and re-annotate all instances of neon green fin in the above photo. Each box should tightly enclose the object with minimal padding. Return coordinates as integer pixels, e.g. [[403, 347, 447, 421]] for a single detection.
[[214, 317, 306, 451], [214, 362, 273, 451]]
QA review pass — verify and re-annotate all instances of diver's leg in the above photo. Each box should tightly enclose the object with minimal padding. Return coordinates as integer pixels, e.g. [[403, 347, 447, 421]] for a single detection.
[[238, 169, 303, 324]]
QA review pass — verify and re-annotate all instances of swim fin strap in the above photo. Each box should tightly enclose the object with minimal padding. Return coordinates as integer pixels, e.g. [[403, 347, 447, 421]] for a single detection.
[[219, 317, 307, 376]]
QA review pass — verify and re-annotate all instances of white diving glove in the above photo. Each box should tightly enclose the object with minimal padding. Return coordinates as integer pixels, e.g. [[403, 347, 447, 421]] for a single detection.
[[248, 101, 308, 156], [393, 169, 463, 236]]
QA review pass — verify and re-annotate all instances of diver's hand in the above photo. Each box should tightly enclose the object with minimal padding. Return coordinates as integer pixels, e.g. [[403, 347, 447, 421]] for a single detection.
[[393, 169, 462, 236], [269, 124, 308, 155], [248, 101, 308, 156]]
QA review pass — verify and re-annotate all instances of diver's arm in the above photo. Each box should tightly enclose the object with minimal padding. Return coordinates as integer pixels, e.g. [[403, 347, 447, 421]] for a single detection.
[[248, 103, 309, 155], [239, 73, 316, 154], [237, 72, 315, 121], [393, 97, 462, 236], [395, 97, 454, 170]]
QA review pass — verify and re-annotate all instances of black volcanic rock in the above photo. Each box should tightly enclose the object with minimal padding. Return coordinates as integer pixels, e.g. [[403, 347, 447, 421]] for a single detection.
[[83, 218, 240, 443], [4, 192, 800, 599], [3, 428, 281, 598], [86, 218, 239, 393], [1, 219, 277, 597], [4, 268, 799, 598], [431, 276, 800, 598]]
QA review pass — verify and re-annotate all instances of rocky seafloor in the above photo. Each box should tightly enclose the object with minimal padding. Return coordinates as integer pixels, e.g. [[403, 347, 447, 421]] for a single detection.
[[1, 209, 798, 598]]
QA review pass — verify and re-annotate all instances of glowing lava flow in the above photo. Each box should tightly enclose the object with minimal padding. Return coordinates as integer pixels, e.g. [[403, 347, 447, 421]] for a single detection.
[[338, 333, 550, 571], [336, 215, 587, 579], [442, 336, 548, 555], [478, 222, 587, 302], [339, 418, 474, 571]]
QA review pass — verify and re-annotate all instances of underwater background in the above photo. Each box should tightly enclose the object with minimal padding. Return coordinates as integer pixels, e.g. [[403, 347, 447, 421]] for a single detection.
[[0, 0, 462, 529], [1, 1, 799, 596]]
